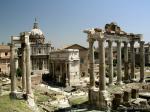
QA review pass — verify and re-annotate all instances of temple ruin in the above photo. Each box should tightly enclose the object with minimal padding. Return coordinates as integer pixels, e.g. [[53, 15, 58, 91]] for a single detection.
[[10, 32, 32, 99], [84, 22, 145, 110]]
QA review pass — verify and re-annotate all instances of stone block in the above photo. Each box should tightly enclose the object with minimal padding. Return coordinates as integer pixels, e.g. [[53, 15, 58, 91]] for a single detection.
[[131, 88, 139, 99], [112, 93, 123, 109], [123, 91, 131, 102]]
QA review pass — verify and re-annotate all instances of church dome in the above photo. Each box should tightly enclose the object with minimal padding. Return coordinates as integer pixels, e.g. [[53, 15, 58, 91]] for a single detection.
[[31, 28, 43, 35], [29, 19, 45, 44], [31, 20, 43, 36]]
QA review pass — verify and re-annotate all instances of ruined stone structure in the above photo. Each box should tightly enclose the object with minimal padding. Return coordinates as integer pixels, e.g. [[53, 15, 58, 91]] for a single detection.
[[49, 49, 80, 87], [64, 44, 89, 77], [0, 44, 10, 75], [84, 22, 145, 110], [135, 42, 150, 66], [10, 32, 32, 98]]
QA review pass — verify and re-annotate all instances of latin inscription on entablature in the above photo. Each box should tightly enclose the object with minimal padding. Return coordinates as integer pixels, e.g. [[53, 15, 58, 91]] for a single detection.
[[104, 35, 129, 42]]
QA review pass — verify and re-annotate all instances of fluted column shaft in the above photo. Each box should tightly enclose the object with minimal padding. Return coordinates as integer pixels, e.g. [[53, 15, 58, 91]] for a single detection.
[[139, 41, 145, 82], [107, 40, 113, 85], [99, 39, 106, 91], [130, 41, 135, 80], [89, 38, 95, 88], [124, 42, 129, 82], [116, 41, 122, 84]]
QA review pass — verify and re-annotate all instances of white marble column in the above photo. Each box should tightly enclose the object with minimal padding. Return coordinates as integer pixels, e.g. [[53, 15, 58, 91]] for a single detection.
[[22, 44, 26, 92], [139, 41, 145, 82], [59, 63, 63, 83], [148, 45, 150, 64], [65, 63, 69, 87], [25, 36, 32, 95], [107, 40, 114, 85], [124, 42, 129, 82], [116, 41, 122, 85], [130, 41, 135, 80], [52, 62, 55, 78], [10, 42, 17, 94], [99, 39, 106, 91], [88, 38, 95, 88]]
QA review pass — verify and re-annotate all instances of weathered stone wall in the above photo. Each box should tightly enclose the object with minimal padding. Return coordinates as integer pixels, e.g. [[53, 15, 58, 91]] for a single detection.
[[31, 75, 42, 85]]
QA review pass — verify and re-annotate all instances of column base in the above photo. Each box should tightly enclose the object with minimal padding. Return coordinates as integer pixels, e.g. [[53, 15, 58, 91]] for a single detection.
[[27, 93, 35, 107], [139, 79, 145, 83], [124, 80, 131, 83], [108, 83, 114, 87], [99, 90, 111, 110], [10, 91, 24, 99], [88, 86, 98, 106], [116, 81, 123, 85], [130, 78, 138, 83], [9, 91, 17, 99]]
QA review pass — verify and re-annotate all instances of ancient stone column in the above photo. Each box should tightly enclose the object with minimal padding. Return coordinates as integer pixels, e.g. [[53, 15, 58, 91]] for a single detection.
[[124, 42, 129, 82], [116, 41, 122, 85], [107, 40, 114, 85], [25, 36, 32, 95], [65, 63, 69, 87], [130, 41, 135, 80], [148, 45, 150, 64], [52, 62, 55, 78], [139, 41, 145, 82], [99, 39, 106, 91], [88, 38, 95, 88], [10, 41, 17, 94], [21, 43, 26, 92]]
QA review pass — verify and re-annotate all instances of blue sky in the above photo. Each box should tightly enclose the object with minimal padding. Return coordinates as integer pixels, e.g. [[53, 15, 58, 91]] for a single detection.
[[0, 0, 150, 48]]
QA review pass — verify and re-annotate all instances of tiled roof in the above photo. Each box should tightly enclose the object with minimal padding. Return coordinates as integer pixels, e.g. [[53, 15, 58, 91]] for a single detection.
[[0, 45, 10, 51]]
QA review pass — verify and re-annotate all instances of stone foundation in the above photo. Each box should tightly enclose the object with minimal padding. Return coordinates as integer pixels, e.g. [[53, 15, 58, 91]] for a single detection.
[[90, 88, 111, 109]]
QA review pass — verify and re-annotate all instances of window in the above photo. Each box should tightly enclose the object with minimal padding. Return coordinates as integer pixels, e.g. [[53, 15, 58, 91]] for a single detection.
[[39, 48, 41, 54], [80, 58, 84, 64], [5, 52, 8, 56], [0, 68, 1, 72]]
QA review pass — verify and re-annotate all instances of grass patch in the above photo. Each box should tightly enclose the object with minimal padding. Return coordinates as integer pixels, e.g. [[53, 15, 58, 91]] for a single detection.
[[34, 90, 50, 103], [0, 95, 32, 112], [69, 95, 88, 105]]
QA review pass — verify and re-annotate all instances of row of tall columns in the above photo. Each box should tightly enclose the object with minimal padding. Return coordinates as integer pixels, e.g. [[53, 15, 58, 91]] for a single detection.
[[88, 39, 145, 88], [50, 61, 70, 86], [10, 35, 32, 97]]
